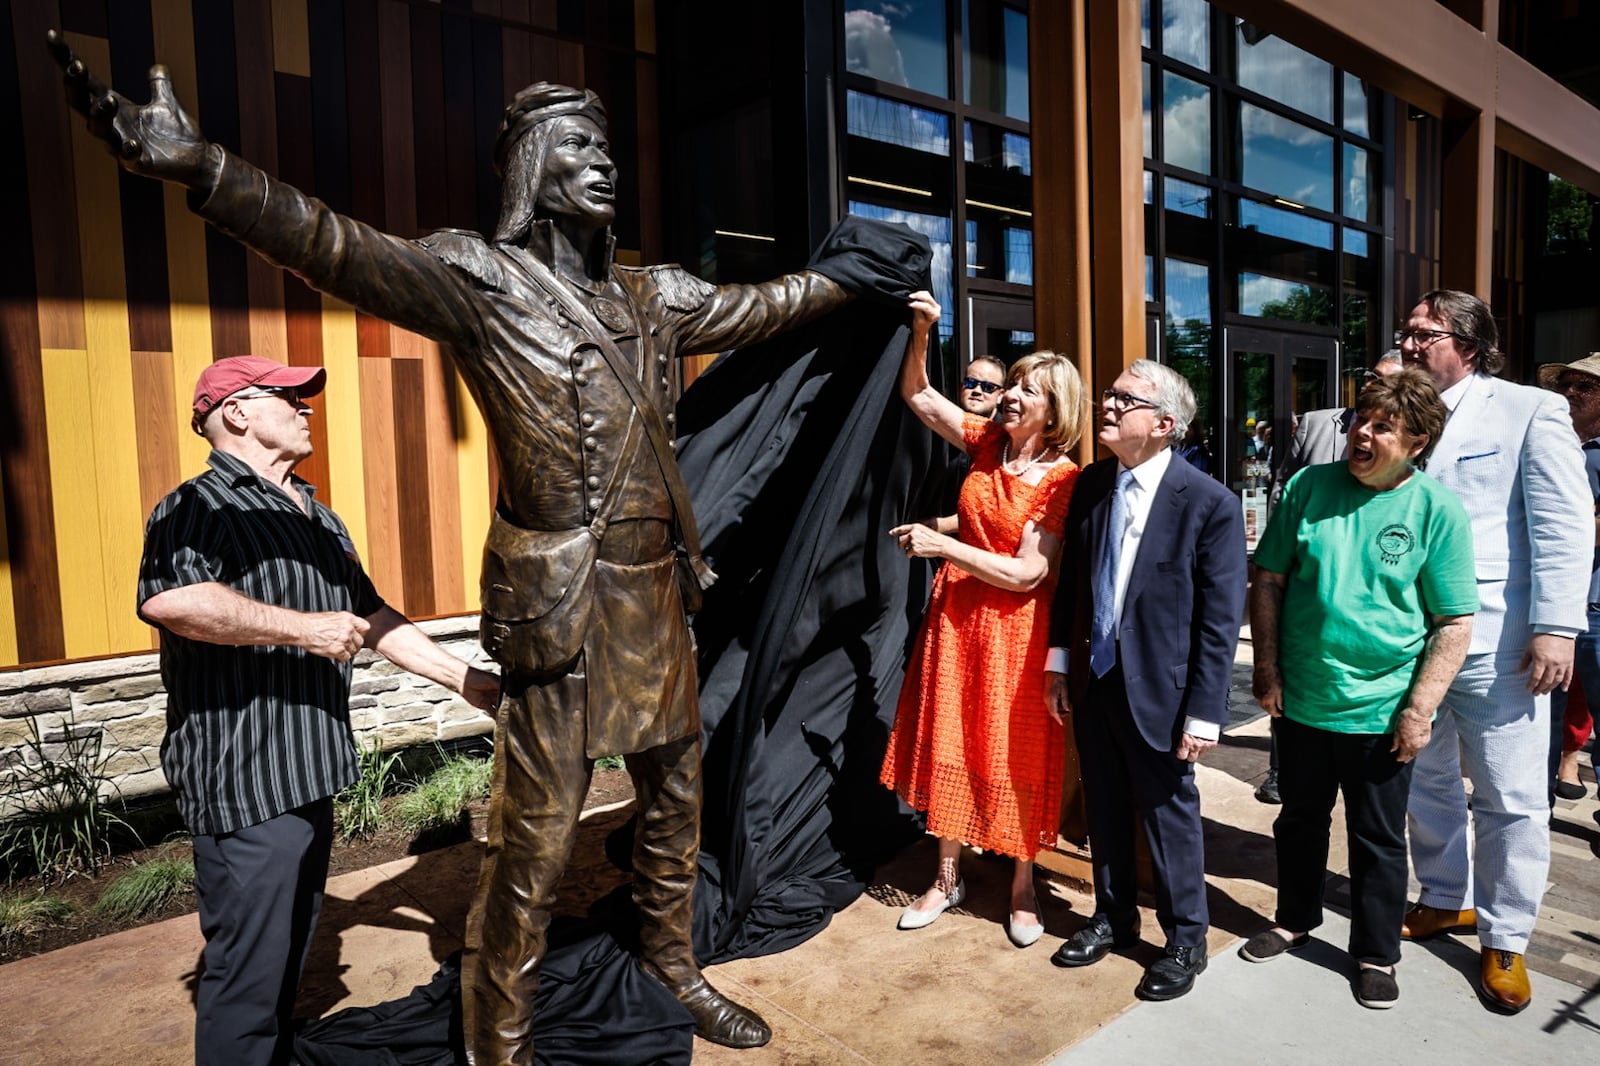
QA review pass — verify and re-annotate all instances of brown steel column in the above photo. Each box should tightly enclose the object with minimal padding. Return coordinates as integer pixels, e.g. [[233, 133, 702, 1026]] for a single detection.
[[1440, 112, 1495, 296], [1085, 0, 1146, 404]]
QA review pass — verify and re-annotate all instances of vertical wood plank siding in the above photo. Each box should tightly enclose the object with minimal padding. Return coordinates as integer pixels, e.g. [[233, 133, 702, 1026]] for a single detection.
[[1, 0, 656, 666]]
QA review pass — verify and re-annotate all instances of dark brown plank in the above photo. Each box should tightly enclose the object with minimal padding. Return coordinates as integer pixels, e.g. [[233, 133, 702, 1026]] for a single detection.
[[130, 350, 180, 519], [389, 356, 436, 614]]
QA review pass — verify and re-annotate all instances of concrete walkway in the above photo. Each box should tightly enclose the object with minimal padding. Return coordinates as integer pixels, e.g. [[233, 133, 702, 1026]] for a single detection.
[[4, 639, 1600, 1063]]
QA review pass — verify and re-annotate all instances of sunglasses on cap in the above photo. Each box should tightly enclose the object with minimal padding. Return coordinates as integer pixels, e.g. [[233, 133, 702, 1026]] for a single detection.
[[962, 377, 1003, 395]]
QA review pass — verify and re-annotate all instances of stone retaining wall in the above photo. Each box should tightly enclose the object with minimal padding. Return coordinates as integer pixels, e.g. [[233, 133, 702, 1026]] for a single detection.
[[0, 616, 495, 816]]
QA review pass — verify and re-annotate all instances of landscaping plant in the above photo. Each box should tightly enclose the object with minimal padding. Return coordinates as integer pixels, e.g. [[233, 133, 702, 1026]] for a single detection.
[[0, 715, 134, 883], [93, 857, 197, 922], [335, 739, 399, 840]]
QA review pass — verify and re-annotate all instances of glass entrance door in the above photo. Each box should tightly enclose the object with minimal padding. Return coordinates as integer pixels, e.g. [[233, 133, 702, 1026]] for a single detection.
[[1223, 326, 1337, 550], [968, 293, 1035, 367]]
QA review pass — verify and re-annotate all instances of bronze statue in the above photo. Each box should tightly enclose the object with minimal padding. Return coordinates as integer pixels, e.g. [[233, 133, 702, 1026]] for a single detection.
[[50, 31, 853, 1063]]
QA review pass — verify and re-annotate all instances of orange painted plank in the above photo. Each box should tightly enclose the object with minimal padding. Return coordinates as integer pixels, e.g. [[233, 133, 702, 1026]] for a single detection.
[[131, 351, 182, 520], [357, 355, 404, 611]]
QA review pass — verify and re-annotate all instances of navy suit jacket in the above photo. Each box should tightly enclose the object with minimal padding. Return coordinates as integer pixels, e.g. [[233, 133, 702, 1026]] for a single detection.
[[1050, 452, 1247, 750]]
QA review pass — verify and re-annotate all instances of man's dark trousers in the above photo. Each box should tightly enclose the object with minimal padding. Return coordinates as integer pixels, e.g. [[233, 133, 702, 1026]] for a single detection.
[[190, 798, 334, 1066], [1074, 662, 1208, 947]]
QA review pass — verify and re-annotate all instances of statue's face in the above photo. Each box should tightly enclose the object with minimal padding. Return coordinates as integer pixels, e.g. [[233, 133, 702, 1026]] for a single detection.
[[534, 115, 616, 228]]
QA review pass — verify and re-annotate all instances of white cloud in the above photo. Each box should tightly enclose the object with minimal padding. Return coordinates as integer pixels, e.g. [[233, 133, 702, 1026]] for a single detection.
[[1162, 92, 1210, 172], [845, 10, 908, 86]]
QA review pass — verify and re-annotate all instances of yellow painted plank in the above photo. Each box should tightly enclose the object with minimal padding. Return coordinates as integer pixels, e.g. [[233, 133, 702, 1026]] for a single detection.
[[455, 366, 491, 608], [41, 347, 110, 655], [320, 295, 369, 561], [152, 0, 216, 477], [67, 36, 147, 657], [0, 461, 17, 665], [271, 0, 312, 77]]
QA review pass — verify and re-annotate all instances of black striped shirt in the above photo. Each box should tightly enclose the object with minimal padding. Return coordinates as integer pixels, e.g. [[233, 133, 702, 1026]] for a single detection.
[[136, 450, 384, 835]]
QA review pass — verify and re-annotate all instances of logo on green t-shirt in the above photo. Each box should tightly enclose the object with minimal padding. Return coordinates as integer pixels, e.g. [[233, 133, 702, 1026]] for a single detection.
[[1376, 524, 1416, 565]]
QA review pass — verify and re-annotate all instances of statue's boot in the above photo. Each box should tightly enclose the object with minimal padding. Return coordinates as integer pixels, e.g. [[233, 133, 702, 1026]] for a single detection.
[[628, 738, 772, 1049]]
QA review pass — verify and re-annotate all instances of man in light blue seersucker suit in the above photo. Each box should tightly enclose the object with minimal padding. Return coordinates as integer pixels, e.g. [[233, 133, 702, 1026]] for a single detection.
[[1398, 290, 1592, 1015]]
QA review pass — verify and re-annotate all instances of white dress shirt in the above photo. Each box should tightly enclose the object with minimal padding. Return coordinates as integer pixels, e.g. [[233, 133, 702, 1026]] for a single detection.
[[1048, 447, 1219, 741]]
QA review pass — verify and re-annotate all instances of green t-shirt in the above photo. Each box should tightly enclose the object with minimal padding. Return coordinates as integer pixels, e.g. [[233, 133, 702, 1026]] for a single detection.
[[1253, 462, 1479, 734]]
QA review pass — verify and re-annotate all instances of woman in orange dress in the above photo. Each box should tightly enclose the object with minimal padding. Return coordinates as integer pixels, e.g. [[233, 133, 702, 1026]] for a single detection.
[[882, 291, 1084, 948]]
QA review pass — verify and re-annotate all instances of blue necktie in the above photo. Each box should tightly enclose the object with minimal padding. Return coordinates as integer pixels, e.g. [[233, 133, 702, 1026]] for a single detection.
[[1090, 469, 1134, 678]]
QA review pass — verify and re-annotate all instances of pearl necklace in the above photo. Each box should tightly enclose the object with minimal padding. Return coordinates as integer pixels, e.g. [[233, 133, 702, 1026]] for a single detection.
[[1002, 441, 1052, 476]]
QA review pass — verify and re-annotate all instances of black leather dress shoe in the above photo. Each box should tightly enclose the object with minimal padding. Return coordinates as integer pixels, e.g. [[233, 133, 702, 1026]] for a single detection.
[[1137, 942, 1208, 1000], [1051, 914, 1140, 968]]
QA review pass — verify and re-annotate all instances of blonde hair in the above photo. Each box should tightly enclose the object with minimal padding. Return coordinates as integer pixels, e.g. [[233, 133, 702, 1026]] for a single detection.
[[1008, 350, 1085, 451]]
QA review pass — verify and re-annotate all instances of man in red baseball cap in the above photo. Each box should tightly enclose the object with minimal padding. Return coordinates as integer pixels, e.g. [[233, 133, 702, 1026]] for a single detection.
[[139, 354, 501, 1066], [189, 355, 328, 436]]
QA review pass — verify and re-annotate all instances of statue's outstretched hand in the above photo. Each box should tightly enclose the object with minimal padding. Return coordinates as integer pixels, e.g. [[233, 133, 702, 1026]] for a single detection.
[[48, 29, 217, 189]]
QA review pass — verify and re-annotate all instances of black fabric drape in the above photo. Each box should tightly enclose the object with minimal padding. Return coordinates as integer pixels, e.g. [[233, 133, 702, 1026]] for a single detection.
[[677, 217, 941, 962], [291, 920, 694, 1066]]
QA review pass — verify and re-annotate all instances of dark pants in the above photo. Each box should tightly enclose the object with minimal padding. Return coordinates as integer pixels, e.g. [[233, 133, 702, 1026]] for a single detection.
[[190, 798, 333, 1066], [461, 665, 702, 1066], [1074, 665, 1209, 948], [1273, 716, 1413, 967]]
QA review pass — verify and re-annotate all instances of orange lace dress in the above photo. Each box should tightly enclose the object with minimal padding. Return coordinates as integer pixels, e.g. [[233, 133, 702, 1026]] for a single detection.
[[881, 416, 1079, 860]]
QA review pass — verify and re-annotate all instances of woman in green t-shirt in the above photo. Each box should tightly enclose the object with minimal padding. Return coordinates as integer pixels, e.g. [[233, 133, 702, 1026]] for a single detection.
[[1243, 370, 1478, 1010]]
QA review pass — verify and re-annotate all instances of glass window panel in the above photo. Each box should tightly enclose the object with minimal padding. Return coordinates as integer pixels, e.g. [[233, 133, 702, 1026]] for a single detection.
[[847, 90, 951, 155], [1142, 62, 1153, 159], [1237, 103, 1332, 210], [1235, 28, 1332, 122], [1342, 73, 1370, 137], [1003, 131, 1032, 175], [1163, 72, 1211, 174], [1165, 175, 1212, 218], [1005, 226, 1033, 285], [1161, 0, 1210, 71], [1343, 143, 1374, 222], [1343, 291, 1372, 391], [1165, 258, 1214, 451], [1343, 228, 1368, 256], [1238, 271, 1332, 324], [1144, 169, 1155, 205], [963, 0, 1029, 120], [1141, 0, 1150, 49], [965, 120, 1028, 173], [844, 1, 949, 97], [1145, 255, 1155, 301], [1238, 198, 1332, 249], [852, 200, 954, 338]]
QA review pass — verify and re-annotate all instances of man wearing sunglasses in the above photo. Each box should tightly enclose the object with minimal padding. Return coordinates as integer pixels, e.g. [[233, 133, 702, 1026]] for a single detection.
[[958, 357, 1008, 418], [1397, 290, 1591, 1015], [138, 355, 502, 1066]]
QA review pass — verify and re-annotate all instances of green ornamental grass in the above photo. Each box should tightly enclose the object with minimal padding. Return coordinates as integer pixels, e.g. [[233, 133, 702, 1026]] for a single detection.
[[0, 891, 75, 940], [92, 858, 196, 923], [393, 754, 493, 836]]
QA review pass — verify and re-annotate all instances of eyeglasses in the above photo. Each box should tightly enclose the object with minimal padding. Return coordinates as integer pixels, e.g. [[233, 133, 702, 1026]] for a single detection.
[[1393, 327, 1463, 349], [1102, 388, 1161, 413], [230, 385, 305, 406], [1557, 375, 1600, 395], [962, 377, 1003, 394]]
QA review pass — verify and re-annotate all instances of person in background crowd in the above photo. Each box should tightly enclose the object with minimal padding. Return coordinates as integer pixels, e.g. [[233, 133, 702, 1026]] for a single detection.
[[1399, 290, 1591, 1015], [1538, 353, 1600, 802], [883, 291, 1084, 949], [1247, 370, 1476, 1010], [959, 356, 1009, 418]]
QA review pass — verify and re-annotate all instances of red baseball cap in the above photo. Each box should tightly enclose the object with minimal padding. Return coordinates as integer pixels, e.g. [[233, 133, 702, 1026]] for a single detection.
[[191, 356, 327, 434]]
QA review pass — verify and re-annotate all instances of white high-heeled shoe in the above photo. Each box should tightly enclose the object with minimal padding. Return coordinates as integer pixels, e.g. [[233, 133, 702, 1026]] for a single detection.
[[897, 879, 967, 930]]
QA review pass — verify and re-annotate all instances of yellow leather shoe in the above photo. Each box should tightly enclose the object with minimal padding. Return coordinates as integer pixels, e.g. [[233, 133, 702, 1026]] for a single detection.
[[1400, 903, 1477, 940], [1480, 948, 1532, 1014]]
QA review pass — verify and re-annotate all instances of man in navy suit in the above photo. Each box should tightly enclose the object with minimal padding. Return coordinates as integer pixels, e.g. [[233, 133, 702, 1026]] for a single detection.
[[1045, 360, 1247, 1000]]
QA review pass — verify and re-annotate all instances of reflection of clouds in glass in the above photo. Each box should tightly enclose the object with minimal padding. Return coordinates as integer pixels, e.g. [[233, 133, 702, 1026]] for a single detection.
[[850, 200, 953, 337], [848, 90, 951, 155], [1240, 105, 1324, 149], [1003, 132, 1031, 175], [1235, 30, 1331, 121], [1240, 104, 1332, 209], [1343, 73, 1369, 137], [1165, 258, 1211, 325], [1238, 272, 1325, 317], [1344, 144, 1369, 221], [1162, 0, 1209, 69], [845, 10, 908, 85], [1163, 81, 1210, 173]]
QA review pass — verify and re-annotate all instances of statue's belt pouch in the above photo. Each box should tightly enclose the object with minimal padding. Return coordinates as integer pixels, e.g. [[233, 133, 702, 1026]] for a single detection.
[[479, 516, 598, 676]]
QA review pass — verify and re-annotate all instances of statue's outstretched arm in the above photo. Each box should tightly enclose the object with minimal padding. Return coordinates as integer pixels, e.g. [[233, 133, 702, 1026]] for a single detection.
[[48, 28, 220, 192]]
